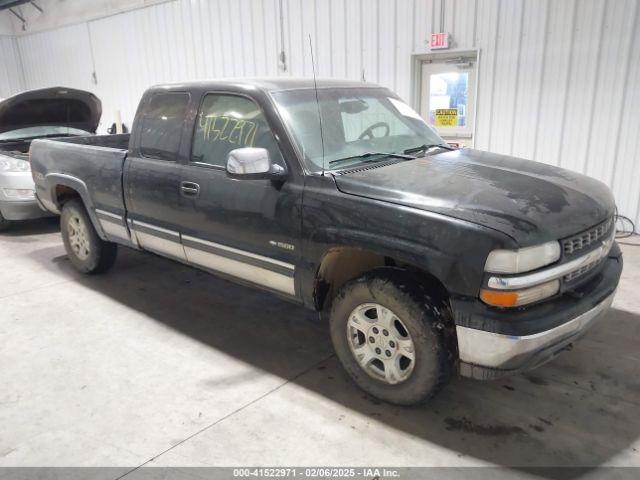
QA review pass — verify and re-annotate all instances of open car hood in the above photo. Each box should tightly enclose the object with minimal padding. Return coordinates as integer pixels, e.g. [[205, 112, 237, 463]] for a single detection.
[[0, 87, 101, 134]]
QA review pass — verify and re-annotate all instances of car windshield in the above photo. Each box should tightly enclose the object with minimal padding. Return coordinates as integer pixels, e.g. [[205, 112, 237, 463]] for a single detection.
[[271, 87, 445, 172], [0, 126, 91, 142]]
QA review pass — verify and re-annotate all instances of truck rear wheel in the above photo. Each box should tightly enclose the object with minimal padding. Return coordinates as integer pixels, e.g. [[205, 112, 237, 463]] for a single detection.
[[329, 268, 456, 405], [61, 199, 117, 274]]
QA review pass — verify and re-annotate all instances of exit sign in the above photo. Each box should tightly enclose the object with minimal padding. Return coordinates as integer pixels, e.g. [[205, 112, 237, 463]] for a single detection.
[[430, 32, 449, 49]]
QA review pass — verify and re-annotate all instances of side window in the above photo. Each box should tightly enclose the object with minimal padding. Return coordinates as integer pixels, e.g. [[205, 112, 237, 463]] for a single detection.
[[191, 94, 279, 167], [139, 92, 189, 161]]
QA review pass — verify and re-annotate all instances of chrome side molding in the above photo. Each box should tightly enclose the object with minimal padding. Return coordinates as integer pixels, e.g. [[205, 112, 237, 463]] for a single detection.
[[95, 208, 130, 242], [130, 220, 187, 261], [95, 210, 296, 296], [182, 234, 295, 296]]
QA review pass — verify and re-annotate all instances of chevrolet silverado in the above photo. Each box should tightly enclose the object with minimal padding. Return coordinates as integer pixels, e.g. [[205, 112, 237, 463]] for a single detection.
[[29, 79, 622, 405]]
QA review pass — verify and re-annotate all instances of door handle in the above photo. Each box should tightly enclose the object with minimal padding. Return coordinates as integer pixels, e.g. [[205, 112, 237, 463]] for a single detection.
[[180, 181, 200, 197]]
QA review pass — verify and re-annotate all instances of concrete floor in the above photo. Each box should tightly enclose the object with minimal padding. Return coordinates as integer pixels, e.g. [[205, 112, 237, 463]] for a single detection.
[[1, 218, 640, 475]]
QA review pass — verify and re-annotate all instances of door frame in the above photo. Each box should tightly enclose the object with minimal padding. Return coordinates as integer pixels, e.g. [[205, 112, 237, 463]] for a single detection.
[[410, 49, 481, 148]]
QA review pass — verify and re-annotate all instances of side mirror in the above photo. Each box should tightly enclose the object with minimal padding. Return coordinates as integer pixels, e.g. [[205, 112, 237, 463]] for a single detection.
[[226, 147, 287, 179]]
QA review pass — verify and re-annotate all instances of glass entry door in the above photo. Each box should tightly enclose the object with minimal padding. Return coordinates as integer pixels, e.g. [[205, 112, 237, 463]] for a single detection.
[[419, 56, 477, 147]]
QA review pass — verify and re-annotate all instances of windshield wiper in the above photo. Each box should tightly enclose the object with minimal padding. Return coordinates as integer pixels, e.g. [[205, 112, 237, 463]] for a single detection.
[[329, 151, 415, 166], [403, 143, 456, 155]]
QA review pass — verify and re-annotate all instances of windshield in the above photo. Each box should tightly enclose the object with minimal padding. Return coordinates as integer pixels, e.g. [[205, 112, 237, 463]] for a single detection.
[[271, 87, 445, 171], [0, 126, 91, 142]]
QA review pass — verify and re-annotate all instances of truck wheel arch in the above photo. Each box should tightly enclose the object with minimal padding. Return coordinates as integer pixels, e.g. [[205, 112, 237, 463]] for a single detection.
[[54, 184, 81, 209], [313, 246, 450, 313], [46, 174, 107, 240]]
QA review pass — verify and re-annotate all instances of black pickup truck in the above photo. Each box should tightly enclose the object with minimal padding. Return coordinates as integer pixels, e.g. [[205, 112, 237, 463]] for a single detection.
[[30, 79, 623, 405]]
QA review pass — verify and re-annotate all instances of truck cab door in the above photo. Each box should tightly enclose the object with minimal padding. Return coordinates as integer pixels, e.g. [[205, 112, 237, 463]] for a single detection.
[[178, 93, 302, 298], [124, 91, 190, 261]]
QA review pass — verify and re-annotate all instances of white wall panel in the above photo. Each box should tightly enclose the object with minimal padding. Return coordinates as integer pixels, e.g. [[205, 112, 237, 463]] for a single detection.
[[344, 0, 363, 80], [2, 0, 639, 230], [531, 0, 575, 167], [17, 23, 94, 93], [610, 0, 640, 228], [488, 0, 524, 154], [584, 0, 637, 186], [395, 0, 415, 102], [473, 0, 500, 149], [0, 12, 13, 35], [555, 0, 599, 174], [0, 36, 24, 98], [510, 0, 547, 161]]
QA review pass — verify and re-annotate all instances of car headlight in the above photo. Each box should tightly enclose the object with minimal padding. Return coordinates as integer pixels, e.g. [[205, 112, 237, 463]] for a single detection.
[[480, 279, 560, 307], [484, 241, 561, 274], [481, 241, 562, 308], [0, 158, 31, 172]]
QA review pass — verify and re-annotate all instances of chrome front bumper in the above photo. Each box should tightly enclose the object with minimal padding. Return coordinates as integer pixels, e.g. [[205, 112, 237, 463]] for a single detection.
[[457, 290, 616, 379]]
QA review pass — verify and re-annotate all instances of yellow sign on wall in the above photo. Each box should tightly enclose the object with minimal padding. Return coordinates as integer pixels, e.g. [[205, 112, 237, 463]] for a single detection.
[[434, 108, 458, 127]]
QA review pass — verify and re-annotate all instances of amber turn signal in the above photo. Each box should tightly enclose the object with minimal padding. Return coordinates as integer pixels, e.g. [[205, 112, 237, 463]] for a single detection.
[[479, 289, 519, 307]]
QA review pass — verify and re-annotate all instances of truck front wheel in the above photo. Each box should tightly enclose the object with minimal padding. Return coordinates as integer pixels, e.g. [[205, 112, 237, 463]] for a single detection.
[[61, 199, 117, 274], [329, 268, 456, 405]]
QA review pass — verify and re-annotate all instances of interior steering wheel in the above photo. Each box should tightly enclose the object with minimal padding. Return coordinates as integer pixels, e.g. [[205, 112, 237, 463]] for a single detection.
[[358, 122, 390, 140]]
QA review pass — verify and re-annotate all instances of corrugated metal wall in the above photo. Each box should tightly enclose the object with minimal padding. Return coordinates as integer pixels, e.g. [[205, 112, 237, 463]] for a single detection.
[[0, 36, 24, 98], [3, 0, 640, 230]]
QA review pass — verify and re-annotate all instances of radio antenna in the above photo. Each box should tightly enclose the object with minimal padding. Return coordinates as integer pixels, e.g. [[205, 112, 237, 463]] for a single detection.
[[309, 34, 325, 176]]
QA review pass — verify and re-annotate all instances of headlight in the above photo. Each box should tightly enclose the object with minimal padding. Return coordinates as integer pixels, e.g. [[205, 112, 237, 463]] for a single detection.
[[0, 158, 31, 172], [480, 280, 560, 307], [484, 241, 561, 274]]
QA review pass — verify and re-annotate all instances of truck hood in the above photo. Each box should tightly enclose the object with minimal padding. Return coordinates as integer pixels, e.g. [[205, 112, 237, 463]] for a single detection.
[[0, 87, 101, 134], [333, 148, 615, 245]]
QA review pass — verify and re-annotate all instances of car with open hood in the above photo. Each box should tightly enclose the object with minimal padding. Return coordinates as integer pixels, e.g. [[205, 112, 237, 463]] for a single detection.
[[28, 79, 623, 405], [0, 87, 101, 231]]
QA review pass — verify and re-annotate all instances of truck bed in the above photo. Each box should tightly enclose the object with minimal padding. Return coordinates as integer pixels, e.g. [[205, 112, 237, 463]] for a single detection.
[[30, 134, 130, 219]]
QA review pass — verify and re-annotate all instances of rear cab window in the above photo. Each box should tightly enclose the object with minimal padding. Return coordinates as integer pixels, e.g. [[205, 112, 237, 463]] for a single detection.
[[191, 93, 282, 168], [139, 92, 190, 161]]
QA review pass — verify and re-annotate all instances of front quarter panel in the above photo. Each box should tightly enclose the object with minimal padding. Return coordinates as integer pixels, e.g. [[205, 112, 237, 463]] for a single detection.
[[300, 175, 513, 307]]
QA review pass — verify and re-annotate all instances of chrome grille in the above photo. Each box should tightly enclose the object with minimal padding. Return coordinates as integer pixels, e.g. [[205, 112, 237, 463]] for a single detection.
[[563, 259, 601, 282], [562, 218, 613, 256]]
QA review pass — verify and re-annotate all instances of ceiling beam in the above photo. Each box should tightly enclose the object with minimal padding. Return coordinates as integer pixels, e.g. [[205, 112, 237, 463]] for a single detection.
[[8, 7, 24, 22], [29, 1, 42, 13]]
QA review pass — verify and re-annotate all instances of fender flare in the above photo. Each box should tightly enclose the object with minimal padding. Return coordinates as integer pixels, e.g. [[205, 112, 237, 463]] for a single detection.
[[308, 228, 459, 310], [312, 228, 454, 282], [44, 173, 107, 240]]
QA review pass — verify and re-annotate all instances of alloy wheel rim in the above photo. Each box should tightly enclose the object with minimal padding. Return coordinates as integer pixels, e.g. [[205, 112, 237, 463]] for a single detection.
[[346, 303, 416, 385], [67, 214, 90, 260]]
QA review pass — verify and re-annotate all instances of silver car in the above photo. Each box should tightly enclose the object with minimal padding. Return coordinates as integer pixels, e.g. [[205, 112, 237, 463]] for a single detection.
[[0, 87, 101, 231]]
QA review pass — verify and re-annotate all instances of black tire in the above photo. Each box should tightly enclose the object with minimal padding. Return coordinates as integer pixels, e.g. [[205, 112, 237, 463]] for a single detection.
[[60, 199, 117, 274], [0, 212, 10, 232], [329, 268, 456, 405]]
